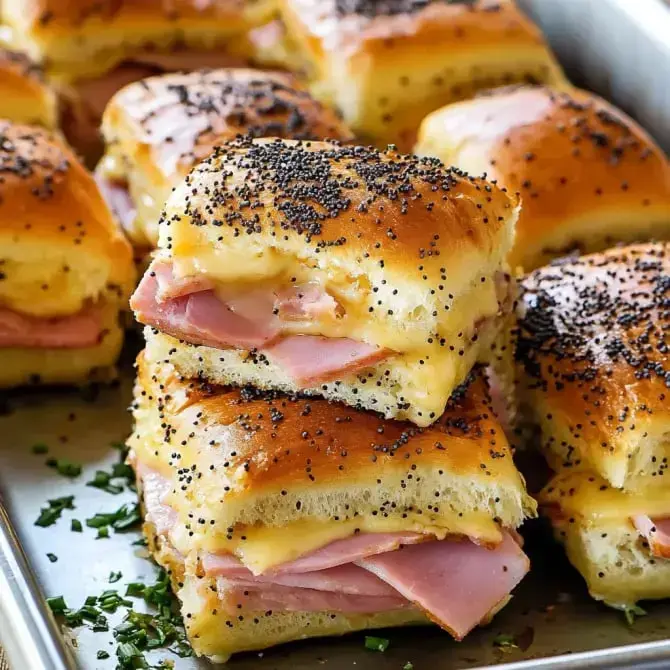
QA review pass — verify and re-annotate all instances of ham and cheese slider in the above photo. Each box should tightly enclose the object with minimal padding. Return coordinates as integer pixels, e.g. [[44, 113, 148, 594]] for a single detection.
[[97, 69, 354, 250], [0, 0, 277, 160], [128, 355, 536, 661], [416, 86, 670, 271], [277, 0, 566, 150], [515, 242, 670, 607], [0, 121, 134, 387], [0, 48, 57, 128], [130, 139, 519, 426]]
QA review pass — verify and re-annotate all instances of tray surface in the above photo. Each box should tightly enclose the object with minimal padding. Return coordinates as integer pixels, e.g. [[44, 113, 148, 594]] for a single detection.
[[2, 367, 670, 670]]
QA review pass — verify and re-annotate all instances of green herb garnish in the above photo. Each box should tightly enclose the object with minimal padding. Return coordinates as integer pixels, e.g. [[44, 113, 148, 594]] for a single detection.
[[494, 633, 519, 650], [46, 553, 58, 563], [403, 663, 414, 670], [109, 571, 122, 583], [624, 605, 647, 626], [96, 527, 110, 539], [96, 650, 110, 660], [35, 496, 75, 527], [31, 443, 49, 455], [364, 636, 390, 652], [71, 519, 83, 532], [86, 503, 140, 533], [46, 596, 67, 614], [46, 458, 82, 478]]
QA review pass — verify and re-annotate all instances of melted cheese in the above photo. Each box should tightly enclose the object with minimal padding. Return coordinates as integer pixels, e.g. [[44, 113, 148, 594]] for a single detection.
[[541, 472, 670, 523]]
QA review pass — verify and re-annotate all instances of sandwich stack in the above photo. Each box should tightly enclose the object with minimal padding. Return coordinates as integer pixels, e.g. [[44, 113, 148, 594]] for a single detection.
[[127, 137, 537, 661]]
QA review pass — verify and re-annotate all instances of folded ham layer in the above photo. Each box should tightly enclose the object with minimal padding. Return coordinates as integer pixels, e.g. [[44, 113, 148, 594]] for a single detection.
[[633, 516, 670, 559], [0, 303, 103, 348], [131, 259, 391, 385], [139, 464, 528, 638]]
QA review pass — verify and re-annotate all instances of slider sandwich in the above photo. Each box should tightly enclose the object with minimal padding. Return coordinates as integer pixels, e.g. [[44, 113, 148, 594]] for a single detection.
[[97, 69, 354, 249], [0, 121, 135, 387], [0, 48, 57, 128], [515, 243, 670, 607], [416, 85, 670, 271], [128, 354, 536, 660], [277, 0, 566, 150], [131, 139, 520, 426], [1, 0, 277, 159]]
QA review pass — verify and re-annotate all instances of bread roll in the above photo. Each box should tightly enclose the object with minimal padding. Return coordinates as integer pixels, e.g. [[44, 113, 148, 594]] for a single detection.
[[416, 86, 670, 271], [278, 0, 566, 150], [129, 354, 535, 659], [98, 69, 354, 247], [515, 243, 670, 489], [0, 121, 135, 386]]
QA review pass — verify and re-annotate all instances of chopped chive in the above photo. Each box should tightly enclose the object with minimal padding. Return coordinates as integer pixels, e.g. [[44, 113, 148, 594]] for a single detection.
[[85, 596, 97, 606], [109, 570, 122, 583], [35, 496, 75, 528], [71, 518, 82, 532], [46, 458, 82, 478], [125, 583, 145, 598], [31, 443, 48, 455], [494, 633, 518, 649], [46, 596, 67, 614], [96, 527, 110, 539], [624, 605, 647, 626], [46, 553, 58, 563], [364, 636, 390, 652], [403, 663, 414, 670], [96, 650, 110, 660]]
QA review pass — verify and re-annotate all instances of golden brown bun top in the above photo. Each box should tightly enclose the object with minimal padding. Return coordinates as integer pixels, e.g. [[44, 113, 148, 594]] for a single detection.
[[160, 138, 518, 298], [135, 354, 533, 523], [418, 86, 670, 270], [102, 69, 354, 182], [5, 0, 275, 34], [0, 48, 57, 127], [0, 121, 134, 288], [280, 0, 551, 58], [516, 243, 670, 479]]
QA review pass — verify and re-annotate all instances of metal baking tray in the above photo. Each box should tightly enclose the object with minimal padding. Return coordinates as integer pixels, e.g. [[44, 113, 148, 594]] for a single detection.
[[1, 1, 670, 669]]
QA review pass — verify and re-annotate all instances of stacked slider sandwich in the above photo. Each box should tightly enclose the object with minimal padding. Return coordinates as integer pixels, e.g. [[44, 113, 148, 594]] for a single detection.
[[128, 138, 537, 660], [515, 243, 670, 608]]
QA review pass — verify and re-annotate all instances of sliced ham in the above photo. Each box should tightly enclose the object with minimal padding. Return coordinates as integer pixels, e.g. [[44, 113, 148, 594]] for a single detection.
[[201, 531, 428, 577], [217, 578, 409, 614], [131, 260, 392, 383], [633, 516, 670, 558], [357, 532, 529, 640], [0, 304, 103, 349], [264, 335, 390, 386], [209, 563, 398, 597], [95, 172, 137, 236], [151, 261, 215, 303]]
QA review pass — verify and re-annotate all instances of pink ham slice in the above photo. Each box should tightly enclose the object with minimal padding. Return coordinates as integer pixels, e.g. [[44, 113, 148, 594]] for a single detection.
[[357, 532, 529, 640], [131, 260, 392, 384], [264, 335, 388, 386], [201, 531, 428, 577], [0, 305, 102, 349], [633, 516, 670, 558], [217, 578, 409, 614], [210, 563, 398, 597]]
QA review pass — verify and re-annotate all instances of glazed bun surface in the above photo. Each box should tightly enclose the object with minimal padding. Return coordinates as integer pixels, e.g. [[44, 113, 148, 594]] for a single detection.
[[279, 0, 566, 149], [416, 86, 670, 270]]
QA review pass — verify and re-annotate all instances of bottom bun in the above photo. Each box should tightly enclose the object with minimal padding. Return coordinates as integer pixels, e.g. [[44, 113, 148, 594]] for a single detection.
[[0, 302, 124, 388]]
